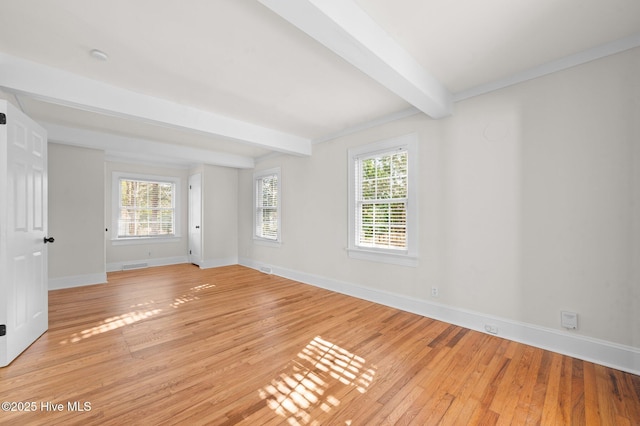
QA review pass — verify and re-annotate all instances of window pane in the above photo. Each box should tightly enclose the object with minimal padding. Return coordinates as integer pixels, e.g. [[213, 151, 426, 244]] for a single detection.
[[357, 201, 409, 249], [392, 152, 407, 176], [260, 207, 278, 239], [376, 178, 391, 199], [355, 150, 408, 250], [260, 175, 278, 207], [390, 202, 406, 226], [255, 173, 279, 240], [379, 156, 391, 177], [374, 225, 390, 246], [362, 158, 376, 180], [361, 203, 374, 225], [389, 227, 406, 248], [118, 178, 175, 237], [361, 180, 375, 200], [159, 184, 173, 207], [360, 225, 374, 245], [358, 151, 406, 201], [392, 176, 407, 198], [375, 203, 389, 224]]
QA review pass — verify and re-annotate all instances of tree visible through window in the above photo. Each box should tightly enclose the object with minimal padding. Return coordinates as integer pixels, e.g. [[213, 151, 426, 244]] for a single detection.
[[348, 134, 417, 266], [118, 178, 175, 237], [255, 170, 280, 241], [356, 150, 408, 250]]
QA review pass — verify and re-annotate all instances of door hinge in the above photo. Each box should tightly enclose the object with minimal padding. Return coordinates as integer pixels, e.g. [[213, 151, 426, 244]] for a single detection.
[[0, 113, 6, 125], [0, 325, 6, 336], [189, 250, 192, 255]]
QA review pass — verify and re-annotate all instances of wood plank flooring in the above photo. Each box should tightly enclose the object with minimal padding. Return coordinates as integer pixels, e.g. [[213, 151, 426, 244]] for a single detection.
[[1, 264, 638, 425]]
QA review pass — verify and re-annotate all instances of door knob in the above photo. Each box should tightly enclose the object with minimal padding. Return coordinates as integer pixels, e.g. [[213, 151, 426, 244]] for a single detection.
[[44, 237, 55, 244], [195, 226, 200, 229]]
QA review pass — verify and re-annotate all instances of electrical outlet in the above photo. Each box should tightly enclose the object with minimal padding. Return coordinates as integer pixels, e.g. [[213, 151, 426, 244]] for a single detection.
[[561, 311, 578, 329], [431, 287, 439, 297]]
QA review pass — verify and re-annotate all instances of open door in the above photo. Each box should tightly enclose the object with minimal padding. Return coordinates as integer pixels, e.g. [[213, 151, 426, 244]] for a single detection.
[[188, 173, 202, 266], [0, 100, 49, 367]]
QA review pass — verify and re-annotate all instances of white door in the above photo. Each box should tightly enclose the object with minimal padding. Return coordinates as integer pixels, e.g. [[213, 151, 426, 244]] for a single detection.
[[188, 173, 202, 266], [0, 100, 49, 367]]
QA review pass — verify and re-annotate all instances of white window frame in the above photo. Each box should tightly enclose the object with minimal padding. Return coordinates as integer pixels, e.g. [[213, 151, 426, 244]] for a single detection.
[[348, 134, 418, 266], [111, 172, 181, 244], [253, 167, 281, 246]]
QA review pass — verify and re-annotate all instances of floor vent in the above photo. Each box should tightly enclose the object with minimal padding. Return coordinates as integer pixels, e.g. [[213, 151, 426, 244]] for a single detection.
[[122, 263, 148, 271]]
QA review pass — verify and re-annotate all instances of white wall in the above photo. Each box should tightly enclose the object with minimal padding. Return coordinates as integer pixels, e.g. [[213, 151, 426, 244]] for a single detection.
[[105, 161, 189, 271], [239, 47, 640, 353], [0, 91, 19, 109], [48, 143, 106, 288]]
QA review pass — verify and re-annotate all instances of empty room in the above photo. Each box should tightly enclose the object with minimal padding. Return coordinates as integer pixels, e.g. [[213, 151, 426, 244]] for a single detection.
[[1, 0, 639, 424]]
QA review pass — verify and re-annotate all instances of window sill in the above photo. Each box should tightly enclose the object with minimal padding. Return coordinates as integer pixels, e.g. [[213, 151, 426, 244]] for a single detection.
[[111, 236, 181, 246], [347, 248, 417, 267]]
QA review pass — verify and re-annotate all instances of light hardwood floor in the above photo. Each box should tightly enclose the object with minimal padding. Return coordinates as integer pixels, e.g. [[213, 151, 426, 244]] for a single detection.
[[1, 264, 638, 425]]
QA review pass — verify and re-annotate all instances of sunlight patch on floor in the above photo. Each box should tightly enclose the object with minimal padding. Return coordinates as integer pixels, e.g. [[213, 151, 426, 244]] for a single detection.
[[59, 282, 216, 344], [169, 282, 216, 308], [60, 309, 162, 344], [258, 336, 376, 425]]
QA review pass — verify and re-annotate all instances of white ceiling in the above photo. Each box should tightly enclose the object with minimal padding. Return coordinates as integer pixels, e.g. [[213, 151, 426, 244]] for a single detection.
[[1, 0, 639, 167]]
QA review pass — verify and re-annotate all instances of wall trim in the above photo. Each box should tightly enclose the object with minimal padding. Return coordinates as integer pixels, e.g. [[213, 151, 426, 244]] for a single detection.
[[106, 256, 188, 273], [453, 32, 640, 103], [48, 272, 107, 290], [238, 258, 640, 376], [198, 257, 239, 269]]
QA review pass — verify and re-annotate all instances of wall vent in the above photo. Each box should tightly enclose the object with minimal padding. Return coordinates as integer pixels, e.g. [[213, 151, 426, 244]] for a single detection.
[[259, 266, 273, 275], [122, 263, 148, 271]]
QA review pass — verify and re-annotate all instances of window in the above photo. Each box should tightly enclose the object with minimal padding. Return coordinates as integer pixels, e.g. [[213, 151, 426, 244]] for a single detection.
[[112, 172, 180, 241], [254, 168, 280, 244], [348, 134, 418, 266]]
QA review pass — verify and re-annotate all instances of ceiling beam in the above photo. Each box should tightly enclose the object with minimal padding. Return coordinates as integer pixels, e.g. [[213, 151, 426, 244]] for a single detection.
[[0, 53, 311, 157], [43, 123, 255, 169], [259, 0, 452, 119]]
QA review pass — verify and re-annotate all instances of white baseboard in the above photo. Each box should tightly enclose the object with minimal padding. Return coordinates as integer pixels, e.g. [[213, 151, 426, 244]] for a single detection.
[[198, 257, 239, 269], [48, 272, 107, 290], [106, 256, 189, 273], [239, 258, 640, 376]]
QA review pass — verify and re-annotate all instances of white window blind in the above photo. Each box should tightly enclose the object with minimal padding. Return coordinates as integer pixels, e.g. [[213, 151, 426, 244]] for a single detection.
[[355, 149, 408, 250], [348, 133, 417, 266], [118, 178, 176, 238], [255, 171, 279, 241]]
